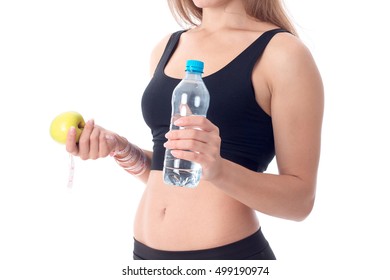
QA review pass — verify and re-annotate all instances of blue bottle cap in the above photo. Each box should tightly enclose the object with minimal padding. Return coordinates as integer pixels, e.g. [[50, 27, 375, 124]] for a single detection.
[[185, 60, 204, 73]]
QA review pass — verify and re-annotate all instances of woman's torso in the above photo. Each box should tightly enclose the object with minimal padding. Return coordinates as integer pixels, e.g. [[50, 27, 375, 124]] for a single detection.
[[135, 26, 283, 251], [134, 172, 259, 250]]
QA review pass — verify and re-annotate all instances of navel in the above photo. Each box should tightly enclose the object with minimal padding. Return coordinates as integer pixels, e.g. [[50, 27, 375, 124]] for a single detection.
[[160, 207, 167, 219]]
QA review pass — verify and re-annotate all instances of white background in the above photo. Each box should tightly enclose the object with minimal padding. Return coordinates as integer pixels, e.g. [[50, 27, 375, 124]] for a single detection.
[[1, 1, 389, 279]]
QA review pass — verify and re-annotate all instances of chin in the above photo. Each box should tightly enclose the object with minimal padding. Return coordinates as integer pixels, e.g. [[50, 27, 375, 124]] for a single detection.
[[192, 0, 228, 9]]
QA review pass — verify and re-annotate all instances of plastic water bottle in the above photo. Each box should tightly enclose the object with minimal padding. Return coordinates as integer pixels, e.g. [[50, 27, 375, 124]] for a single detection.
[[163, 60, 210, 188]]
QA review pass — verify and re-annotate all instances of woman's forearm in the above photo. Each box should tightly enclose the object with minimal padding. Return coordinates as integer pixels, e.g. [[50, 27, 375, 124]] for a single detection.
[[112, 135, 152, 184], [138, 150, 152, 184], [210, 159, 316, 221]]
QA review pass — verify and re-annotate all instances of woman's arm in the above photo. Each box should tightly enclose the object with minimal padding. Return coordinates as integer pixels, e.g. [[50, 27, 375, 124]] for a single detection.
[[64, 34, 174, 185], [165, 34, 324, 221], [65, 120, 152, 184]]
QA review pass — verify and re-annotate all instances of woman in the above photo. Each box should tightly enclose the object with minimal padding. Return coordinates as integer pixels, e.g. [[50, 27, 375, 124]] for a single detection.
[[66, 0, 323, 260]]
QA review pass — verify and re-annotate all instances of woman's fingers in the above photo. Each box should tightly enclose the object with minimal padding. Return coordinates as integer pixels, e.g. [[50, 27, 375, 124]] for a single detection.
[[165, 115, 219, 144], [66, 126, 79, 155], [164, 137, 206, 152], [65, 118, 119, 160], [164, 116, 221, 168], [174, 115, 218, 132], [88, 126, 100, 160], [163, 116, 223, 181], [165, 116, 220, 148], [165, 128, 208, 143], [78, 119, 94, 160], [100, 134, 117, 158]]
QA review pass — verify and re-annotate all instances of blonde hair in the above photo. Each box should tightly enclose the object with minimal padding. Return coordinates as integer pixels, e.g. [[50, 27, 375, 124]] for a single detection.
[[167, 0, 297, 35]]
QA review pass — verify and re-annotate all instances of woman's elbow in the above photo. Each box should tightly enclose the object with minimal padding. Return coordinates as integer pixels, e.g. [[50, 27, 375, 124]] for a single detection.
[[292, 193, 316, 222]]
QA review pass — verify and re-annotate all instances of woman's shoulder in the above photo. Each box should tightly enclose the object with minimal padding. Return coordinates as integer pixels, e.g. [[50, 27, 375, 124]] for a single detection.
[[254, 28, 323, 102], [260, 30, 319, 81], [267, 30, 311, 61]]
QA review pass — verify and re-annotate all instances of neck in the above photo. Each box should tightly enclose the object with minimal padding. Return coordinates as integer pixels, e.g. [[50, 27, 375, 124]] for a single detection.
[[198, 2, 251, 31]]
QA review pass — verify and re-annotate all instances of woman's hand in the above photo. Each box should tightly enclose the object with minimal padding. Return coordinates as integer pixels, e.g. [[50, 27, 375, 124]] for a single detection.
[[164, 116, 223, 181], [66, 119, 126, 160]]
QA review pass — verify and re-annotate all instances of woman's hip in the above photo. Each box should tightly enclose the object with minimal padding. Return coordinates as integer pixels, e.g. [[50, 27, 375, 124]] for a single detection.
[[133, 228, 276, 260]]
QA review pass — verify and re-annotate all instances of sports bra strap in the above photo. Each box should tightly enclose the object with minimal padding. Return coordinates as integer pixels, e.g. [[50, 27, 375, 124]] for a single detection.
[[154, 30, 186, 76]]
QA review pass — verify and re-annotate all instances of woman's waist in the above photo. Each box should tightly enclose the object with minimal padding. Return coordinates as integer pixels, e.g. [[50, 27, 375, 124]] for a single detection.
[[134, 171, 259, 250], [141, 171, 254, 216]]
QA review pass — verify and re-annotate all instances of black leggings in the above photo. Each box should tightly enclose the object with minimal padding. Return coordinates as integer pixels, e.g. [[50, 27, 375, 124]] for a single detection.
[[133, 228, 276, 260]]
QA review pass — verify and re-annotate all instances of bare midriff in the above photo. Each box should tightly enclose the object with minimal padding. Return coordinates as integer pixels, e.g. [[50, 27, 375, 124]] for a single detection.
[[133, 170, 259, 251]]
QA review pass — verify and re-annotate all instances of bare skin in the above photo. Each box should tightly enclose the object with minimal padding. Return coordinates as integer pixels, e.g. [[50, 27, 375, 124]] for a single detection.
[[66, 0, 323, 251]]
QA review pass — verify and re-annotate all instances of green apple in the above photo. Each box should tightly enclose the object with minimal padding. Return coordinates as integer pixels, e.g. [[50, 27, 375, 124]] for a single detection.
[[50, 111, 85, 144]]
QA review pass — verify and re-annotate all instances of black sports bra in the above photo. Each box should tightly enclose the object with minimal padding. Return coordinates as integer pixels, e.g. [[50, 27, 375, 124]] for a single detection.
[[141, 28, 287, 172]]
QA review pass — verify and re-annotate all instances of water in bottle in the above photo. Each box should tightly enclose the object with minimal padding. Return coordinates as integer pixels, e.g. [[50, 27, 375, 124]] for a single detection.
[[163, 60, 210, 188]]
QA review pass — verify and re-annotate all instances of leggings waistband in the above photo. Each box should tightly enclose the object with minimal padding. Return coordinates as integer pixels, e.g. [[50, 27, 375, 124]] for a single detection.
[[133, 228, 275, 260]]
